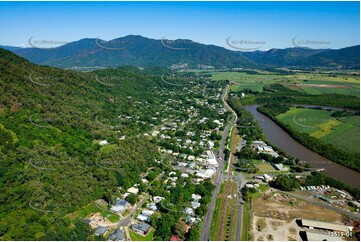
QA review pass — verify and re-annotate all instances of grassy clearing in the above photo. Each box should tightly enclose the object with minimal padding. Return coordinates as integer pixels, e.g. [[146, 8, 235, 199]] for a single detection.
[[65, 202, 120, 223], [256, 163, 277, 173], [277, 107, 360, 154]]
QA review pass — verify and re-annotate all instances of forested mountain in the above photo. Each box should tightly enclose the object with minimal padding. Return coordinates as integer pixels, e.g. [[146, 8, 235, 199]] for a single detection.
[[243, 45, 360, 68], [10, 35, 360, 69], [305, 45, 360, 68], [0, 48, 229, 240], [242, 47, 326, 66], [0, 48, 166, 240], [13, 35, 255, 69], [0, 45, 24, 52]]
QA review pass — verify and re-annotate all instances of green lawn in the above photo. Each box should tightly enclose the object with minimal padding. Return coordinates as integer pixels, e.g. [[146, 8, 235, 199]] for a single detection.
[[130, 229, 154, 241], [277, 107, 360, 154], [256, 163, 277, 173]]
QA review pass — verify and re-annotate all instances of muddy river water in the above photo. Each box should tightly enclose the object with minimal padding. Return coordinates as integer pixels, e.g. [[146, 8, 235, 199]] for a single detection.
[[244, 105, 360, 188]]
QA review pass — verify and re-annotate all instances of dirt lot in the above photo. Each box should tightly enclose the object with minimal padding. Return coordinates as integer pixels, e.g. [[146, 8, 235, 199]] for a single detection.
[[249, 189, 346, 241], [252, 216, 300, 241]]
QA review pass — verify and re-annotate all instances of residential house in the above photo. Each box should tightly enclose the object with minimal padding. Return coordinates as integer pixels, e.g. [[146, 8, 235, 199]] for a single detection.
[[191, 201, 201, 209], [108, 228, 125, 241], [99, 140, 109, 146], [127, 187, 139, 194], [170, 235, 183, 241], [181, 173, 189, 178], [131, 223, 151, 235], [184, 207, 194, 215], [191, 194, 202, 202], [94, 226, 109, 236], [147, 202, 158, 211], [141, 209, 154, 216], [153, 196, 164, 203], [136, 214, 149, 222], [186, 216, 196, 224]]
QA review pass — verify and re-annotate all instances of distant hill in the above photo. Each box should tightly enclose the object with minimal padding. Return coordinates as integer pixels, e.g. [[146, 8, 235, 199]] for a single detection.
[[8, 35, 360, 69], [13, 35, 256, 69], [243, 45, 360, 68], [242, 47, 327, 66], [0, 45, 24, 52], [305, 45, 360, 68]]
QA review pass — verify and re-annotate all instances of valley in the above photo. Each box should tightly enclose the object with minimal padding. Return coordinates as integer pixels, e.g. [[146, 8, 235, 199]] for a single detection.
[[0, 1, 360, 239]]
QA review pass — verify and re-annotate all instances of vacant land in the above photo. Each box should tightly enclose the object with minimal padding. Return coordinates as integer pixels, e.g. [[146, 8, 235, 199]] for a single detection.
[[249, 189, 346, 241], [277, 107, 360, 154], [65, 202, 120, 223]]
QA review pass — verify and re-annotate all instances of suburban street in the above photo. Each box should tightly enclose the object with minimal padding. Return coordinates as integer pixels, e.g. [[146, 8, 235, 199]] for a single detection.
[[118, 194, 149, 226]]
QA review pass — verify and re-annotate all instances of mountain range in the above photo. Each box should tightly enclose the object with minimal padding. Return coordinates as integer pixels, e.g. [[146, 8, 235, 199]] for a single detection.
[[2, 35, 360, 69]]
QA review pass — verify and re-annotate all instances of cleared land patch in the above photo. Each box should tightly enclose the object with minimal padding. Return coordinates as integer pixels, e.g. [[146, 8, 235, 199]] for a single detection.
[[249, 189, 347, 241]]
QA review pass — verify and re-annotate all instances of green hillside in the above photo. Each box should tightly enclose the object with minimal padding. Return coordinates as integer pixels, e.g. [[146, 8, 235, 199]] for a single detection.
[[0, 48, 166, 240]]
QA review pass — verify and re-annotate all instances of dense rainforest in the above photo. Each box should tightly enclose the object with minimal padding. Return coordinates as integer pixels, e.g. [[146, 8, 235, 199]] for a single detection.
[[0, 48, 214, 240]]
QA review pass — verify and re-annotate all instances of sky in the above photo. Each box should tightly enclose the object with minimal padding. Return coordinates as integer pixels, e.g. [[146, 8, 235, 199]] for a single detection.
[[0, 1, 359, 50]]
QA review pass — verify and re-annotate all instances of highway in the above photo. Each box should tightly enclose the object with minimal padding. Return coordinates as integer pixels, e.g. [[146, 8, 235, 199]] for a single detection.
[[200, 84, 239, 241]]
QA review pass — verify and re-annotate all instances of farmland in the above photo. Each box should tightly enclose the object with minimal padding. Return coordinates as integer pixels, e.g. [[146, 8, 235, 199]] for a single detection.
[[204, 70, 359, 96], [209, 71, 295, 92], [277, 107, 360, 155]]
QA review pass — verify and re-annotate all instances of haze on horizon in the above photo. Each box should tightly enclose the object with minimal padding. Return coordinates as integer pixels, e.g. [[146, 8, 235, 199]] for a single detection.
[[0, 1, 359, 51]]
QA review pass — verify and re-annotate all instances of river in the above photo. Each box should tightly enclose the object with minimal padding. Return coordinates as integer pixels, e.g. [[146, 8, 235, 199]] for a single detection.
[[245, 105, 360, 188]]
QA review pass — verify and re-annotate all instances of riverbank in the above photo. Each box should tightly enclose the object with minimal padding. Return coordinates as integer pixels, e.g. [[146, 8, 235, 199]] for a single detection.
[[257, 105, 359, 171], [244, 105, 360, 189]]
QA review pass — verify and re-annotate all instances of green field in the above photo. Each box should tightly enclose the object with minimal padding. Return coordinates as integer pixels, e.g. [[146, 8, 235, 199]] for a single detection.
[[256, 162, 277, 173], [277, 107, 360, 154], [209, 71, 294, 92], [205, 71, 360, 96]]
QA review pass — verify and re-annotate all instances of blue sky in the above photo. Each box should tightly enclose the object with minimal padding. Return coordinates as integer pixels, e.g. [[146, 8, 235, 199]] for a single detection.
[[0, 1, 359, 50]]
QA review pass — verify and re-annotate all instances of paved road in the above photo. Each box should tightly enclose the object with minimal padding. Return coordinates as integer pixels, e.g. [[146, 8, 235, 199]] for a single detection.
[[200, 84, 237, 241], [281, 191, 359, 220], [118, 194, 149, 226]]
